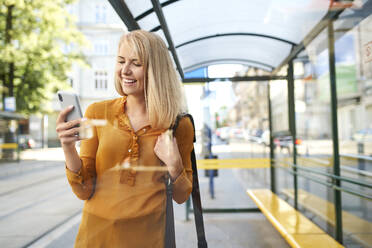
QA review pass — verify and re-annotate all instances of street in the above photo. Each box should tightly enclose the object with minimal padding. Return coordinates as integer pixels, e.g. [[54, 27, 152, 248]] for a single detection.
[[0, 146, 287, 248]]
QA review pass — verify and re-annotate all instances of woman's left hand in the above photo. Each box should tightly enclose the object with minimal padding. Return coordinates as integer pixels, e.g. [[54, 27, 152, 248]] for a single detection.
[[154, 130, 183, 181]]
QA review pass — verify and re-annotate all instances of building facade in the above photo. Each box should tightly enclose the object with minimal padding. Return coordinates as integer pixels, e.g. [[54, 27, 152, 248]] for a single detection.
[[32, 0, 127, 147]]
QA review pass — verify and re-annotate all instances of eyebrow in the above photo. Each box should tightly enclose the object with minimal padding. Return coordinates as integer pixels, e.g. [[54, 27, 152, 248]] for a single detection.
[[117, 56, 139, 62]]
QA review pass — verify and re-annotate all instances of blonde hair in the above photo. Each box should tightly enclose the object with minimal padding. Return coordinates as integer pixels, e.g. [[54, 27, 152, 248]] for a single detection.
[[114, 30, 185, 129]]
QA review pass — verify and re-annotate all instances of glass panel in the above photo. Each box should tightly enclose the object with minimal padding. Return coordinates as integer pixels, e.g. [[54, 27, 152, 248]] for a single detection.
[[162, 0, 330, 46], [154, 29, 168, 47], [270, 79, 289, 134], [131, 0, 331, 73], [336, 8, 372, 157], [137, 12, 159, 31], [341, 191, 372, 247], [335, 5, 372, 248], [183, 66, 271, 213], [125, 0, 153, 17], [277, 27, 339, 240], [184, 67, 208, 79], [185, 60, 273, 73]]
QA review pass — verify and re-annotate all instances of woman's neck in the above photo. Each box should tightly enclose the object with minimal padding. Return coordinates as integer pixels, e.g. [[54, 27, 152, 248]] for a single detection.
[[125, 95, 147, 116]]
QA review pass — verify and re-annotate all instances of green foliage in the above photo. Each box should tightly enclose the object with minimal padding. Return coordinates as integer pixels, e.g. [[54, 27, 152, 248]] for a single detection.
[[0, 0, 89, 114]]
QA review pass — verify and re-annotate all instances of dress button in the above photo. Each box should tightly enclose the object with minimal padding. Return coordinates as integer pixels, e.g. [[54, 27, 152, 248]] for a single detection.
[[143, 128, 146, 132], [127, 177, 135, 186], [128, 149, 132, 153]]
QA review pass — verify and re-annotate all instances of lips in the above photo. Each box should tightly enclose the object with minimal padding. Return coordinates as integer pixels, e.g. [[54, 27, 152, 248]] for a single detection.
[[122, 78, 137, 85]]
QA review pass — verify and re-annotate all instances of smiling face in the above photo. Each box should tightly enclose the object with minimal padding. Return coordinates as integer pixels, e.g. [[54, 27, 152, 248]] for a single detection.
[[115, 41, 145, 97]]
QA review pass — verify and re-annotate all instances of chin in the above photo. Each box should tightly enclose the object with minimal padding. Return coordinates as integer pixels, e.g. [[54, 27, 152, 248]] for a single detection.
[[122, 87, 143, 97]]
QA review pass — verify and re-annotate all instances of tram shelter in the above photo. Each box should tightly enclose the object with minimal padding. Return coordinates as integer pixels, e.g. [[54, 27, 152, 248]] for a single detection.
[[107, 1, 372, 247]]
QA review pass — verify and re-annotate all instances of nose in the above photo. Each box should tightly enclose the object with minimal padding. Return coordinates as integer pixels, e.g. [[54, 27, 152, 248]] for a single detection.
[[121, 63, 131, 75]]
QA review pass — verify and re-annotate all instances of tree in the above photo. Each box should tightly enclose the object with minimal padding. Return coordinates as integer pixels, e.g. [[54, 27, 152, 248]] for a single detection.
[[0, 0, 88, 114]]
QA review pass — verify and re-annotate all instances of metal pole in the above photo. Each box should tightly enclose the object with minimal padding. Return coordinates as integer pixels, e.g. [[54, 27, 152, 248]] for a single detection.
[[287, 60, 298, 210], [185, 197, 190, 221], [107, 0, 140, 31], [267, 82, 276, 193], [150, 0, 184, 79], [328, 20, 343, 244]]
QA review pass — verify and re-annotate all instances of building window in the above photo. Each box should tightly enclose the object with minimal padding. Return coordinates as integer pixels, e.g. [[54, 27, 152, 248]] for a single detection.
[[94, 40, 109, 55], [94, 70, 108, 90], [95, 4, 107, 23]]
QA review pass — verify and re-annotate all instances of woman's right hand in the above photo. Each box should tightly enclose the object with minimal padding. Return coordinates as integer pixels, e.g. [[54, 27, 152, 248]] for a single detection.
[[56, 105, 83, 148]]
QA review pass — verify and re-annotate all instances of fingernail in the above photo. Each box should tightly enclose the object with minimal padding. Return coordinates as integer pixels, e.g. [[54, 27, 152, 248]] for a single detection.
[[69, 105, 74, 109]]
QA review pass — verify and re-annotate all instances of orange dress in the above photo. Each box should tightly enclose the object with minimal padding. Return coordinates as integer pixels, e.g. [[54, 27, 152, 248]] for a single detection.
[[65, 96, 194, 248]]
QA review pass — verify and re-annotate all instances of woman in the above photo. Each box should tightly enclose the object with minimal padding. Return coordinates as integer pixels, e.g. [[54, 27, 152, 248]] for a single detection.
[[56, 30, 194, 247]]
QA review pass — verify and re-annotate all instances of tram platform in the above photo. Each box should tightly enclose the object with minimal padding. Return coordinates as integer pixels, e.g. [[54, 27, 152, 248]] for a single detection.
[[1, 147, 370, 248], [3, 149, 288, 248]]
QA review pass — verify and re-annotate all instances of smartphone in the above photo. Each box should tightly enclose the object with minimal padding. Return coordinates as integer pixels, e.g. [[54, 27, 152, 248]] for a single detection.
[[57, 91, 83, 122]]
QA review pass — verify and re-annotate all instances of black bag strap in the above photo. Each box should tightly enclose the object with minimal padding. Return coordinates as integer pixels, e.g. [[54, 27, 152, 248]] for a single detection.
[[172, 114, 208, 248], [165, 177, 176, 248]]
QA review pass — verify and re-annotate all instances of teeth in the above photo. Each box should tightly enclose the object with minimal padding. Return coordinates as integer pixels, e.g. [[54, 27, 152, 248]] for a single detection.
[[123, 79, 136, 83]]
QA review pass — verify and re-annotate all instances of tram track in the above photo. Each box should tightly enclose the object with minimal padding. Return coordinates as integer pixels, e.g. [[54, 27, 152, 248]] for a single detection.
[[0, 161, 61, 180], [0, 183, 68, 220], [22, 209, 81, 248], [0, 163, 72, 220], [0, 174, 65, 197], [0, 168, 82, 248]]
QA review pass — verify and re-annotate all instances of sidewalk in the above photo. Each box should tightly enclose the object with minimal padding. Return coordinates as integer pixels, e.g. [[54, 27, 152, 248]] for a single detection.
[[20, 147, 67, 161], [0, 148, 66, 178], [0, 147, 289, 248], [43, 169, 288, 248]]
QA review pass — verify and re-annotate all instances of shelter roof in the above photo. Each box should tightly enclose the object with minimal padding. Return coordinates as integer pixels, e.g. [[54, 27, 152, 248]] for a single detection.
[[108, 0, 364, 77]]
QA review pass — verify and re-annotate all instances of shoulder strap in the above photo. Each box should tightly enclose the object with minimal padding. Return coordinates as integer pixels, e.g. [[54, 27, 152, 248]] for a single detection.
[[165, 178, 176, 248], [164, 115, 181, 248], [173, 114, 207, 248]]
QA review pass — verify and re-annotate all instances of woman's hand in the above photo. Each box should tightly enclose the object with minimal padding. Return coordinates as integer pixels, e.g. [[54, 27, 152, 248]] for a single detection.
[[56, 106, 84, 149], [154, 130, 183, 181]]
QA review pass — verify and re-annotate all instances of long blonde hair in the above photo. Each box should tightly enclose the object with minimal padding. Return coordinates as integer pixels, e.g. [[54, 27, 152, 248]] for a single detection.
[[114, 30, 185, 129]]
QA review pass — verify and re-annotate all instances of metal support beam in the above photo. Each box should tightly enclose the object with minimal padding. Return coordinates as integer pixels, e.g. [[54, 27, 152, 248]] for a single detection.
[[176, 33, 297, 49], [202, 208, 260, 213], [268, 82, 276, 193], [184, 59, 275, 72], [287, 60, 298, 210], [328, 20, 343, 244], [107, 0, 140, 31], [135, 0, 180, 21], [183, 75, 287, 83], [150, 0, 184, 79]]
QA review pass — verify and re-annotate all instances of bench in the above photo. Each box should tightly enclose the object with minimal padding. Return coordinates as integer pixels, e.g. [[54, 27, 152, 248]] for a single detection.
[[282, 189, 372, 247], [247, 189, 344, 248]]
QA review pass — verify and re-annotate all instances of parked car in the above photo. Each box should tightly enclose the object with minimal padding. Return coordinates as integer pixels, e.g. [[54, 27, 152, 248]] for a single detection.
[[18, 135, 35, 149], [247, 129, 264, 143], [352, 128, 372, 142], [228, 127, 244, 140], [215, 127, 230, 141], [273, 136, 302, 154], [260, 130, 270, 146]]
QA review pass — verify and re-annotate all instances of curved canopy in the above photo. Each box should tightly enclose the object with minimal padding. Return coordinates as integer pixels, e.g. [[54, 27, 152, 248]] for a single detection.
[[109, 0, 336, 76]]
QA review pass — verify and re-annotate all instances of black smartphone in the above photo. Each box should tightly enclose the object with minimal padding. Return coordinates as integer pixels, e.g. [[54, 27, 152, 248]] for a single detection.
[[57, 91, 83, 122]]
